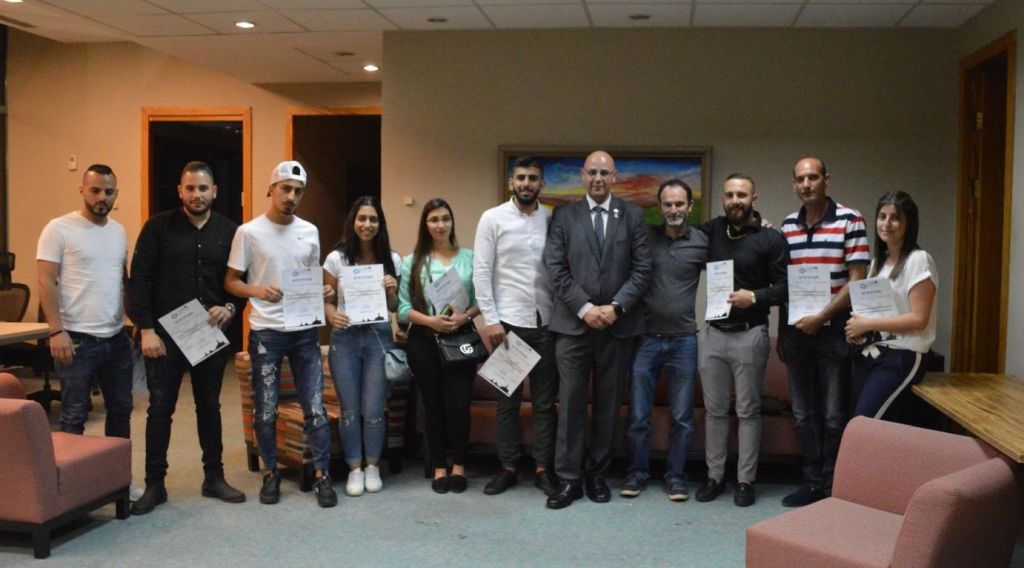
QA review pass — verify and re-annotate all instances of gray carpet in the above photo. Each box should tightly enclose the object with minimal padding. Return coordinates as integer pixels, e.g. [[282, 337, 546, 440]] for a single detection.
[[2, 369, 1021, 567]]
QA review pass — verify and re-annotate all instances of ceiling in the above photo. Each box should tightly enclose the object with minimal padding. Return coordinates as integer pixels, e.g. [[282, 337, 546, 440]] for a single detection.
[[0, 0, 994, 83]]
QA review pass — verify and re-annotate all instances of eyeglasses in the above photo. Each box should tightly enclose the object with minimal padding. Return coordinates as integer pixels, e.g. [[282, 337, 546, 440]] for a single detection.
[[514, 174, 540, 182], [585, 169, 612, 177]]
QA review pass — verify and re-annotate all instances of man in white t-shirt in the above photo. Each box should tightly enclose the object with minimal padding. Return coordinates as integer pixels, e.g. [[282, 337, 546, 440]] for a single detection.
[[224, 160, 337, 508], [36, 164, 133, 440]]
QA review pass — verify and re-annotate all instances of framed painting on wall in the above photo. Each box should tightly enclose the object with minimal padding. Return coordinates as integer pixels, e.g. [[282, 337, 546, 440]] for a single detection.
[[498, 146, 712, 226]]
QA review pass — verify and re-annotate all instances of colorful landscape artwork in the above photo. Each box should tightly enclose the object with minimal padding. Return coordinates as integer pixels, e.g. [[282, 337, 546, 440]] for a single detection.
[[500, 148, 711, 225]]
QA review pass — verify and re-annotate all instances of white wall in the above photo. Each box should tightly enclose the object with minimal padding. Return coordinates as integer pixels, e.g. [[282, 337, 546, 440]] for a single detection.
[[382, 28, 958, 354]]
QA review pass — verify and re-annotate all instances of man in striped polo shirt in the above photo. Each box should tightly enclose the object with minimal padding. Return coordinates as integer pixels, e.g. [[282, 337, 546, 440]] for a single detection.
[[779, 157, 869, 507]]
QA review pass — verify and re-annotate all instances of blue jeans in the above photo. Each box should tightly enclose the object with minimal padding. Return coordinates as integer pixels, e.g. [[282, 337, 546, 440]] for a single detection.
[[852, 345, 925, 421], [328, 322, 393, 466], [56, 330, 134, 438], [248, 328, 330, 471], [626, 334, 697, 484], [782, 323, 850, 492]]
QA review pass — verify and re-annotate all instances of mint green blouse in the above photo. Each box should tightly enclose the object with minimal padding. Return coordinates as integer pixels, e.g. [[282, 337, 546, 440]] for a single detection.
[[397, 248, 475, 323]]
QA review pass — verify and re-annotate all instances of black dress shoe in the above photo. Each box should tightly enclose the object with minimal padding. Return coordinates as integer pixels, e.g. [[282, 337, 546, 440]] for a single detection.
[[546, 481, 583, 510], [449, 474, 468, 493], [734, 482, 756, 507], [431, 476, 450, 494], [484, 470, 518, 495], [781, 485, 825, 508], [202, 477, 246, 503], [534, 471, 560, 497], [259, 472, 282, 505], [130, 483, 167, 515], [695, 478, 725, 503], [584, 476, 611, 503]]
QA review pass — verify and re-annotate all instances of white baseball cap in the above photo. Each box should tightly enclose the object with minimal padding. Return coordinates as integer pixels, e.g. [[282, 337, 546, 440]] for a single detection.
[[270, 161, 307, 185]]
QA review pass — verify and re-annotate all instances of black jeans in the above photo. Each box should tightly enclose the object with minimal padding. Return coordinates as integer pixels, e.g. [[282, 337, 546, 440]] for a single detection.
[[407, 325, 476, 470], [144, 330, 231, 484], [781, 322, 850, 492], [495, 322, 558, 471]]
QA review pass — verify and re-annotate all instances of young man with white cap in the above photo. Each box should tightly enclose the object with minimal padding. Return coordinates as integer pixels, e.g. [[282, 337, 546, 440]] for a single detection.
[[224, 161, 337, 508]]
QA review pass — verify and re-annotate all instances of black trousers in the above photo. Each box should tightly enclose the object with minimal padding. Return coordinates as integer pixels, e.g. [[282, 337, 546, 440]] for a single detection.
[[143, 330, 231, 484], [407, 325, 476, 470]]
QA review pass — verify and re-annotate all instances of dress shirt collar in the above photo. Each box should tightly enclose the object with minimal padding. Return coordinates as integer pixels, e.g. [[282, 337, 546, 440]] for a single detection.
[[586, 194, 611, 212]]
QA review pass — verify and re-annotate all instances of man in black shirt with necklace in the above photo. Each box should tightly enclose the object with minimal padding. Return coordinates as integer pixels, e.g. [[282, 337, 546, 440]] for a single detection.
[[128, 161, 247, 514], [694, 173, 788, 507]]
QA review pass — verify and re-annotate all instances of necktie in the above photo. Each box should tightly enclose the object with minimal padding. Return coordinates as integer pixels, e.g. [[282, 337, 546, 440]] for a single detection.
[[593, 206, 605, 249]]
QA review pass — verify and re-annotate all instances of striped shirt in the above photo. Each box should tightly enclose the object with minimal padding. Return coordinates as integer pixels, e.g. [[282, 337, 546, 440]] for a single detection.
[[781, 198, 870, 296]]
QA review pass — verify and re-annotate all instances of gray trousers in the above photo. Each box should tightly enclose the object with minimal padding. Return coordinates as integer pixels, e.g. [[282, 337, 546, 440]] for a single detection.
[[554, 330, 632, 481], [698, 324, 769, 484]]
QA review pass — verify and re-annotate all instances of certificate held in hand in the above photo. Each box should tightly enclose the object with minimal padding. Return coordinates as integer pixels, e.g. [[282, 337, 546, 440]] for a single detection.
[[158, 299, 230, 366], [340, 264, 388, 325], [281, 266, 325, 330], [787, 264, 831, 325], [426, 266, 470, 315], [850, 277, 901, 318], [477, 331, 541, 397], [705, 260, 734, 321]]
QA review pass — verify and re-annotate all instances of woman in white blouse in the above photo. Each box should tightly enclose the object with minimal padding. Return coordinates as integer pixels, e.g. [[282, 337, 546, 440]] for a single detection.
[[323, 196, 402, 497], [846, 191, 938, 420]]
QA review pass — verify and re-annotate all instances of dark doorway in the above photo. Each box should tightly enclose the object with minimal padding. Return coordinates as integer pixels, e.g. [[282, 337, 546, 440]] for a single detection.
[[953, 32, 1015, 373], [148, 121, 243, 223], [291, 113, 382, 259]]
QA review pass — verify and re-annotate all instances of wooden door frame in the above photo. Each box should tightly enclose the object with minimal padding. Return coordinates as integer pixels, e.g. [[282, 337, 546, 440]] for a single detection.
[[952, 32, 1016, 373], [285, 106, 381, 159], [140, 107, 253, 223]]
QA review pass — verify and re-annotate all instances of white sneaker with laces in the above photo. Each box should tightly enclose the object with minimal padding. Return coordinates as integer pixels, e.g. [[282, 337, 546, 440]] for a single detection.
[[364, 465, 382, 493], [346, 468, 365, 496]]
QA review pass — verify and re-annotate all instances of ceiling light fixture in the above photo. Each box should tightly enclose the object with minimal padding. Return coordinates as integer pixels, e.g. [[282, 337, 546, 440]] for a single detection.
[[426, 17, 448, 23], [334, 51, 355, 57], [235, 21, 256, 29], [363, 64, 379, 72], [4, 0, 24, 4], [628, 14, 651, 21]]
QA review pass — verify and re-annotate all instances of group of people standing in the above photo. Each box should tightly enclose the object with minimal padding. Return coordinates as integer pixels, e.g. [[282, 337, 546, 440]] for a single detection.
[[32, 150, 936, 514]]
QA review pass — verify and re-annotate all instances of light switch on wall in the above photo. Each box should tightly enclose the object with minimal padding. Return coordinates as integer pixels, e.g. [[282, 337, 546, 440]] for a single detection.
[[68, 155, 77, 171]]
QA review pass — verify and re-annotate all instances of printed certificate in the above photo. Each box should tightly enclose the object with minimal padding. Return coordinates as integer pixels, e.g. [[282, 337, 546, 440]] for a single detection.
[[705, 260, 734, 321], [477, 331, 540, 397], [426, 266, 469, 315], [281, 267, 325, 330], [158, 299, 230, 366], [340, 264, 388, 325], [850, 277, 901, 318], [787, 264, 832, 325]]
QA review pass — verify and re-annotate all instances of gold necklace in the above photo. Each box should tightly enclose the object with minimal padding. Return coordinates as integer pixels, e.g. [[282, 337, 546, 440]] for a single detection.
[[726, 224, 746, 240]]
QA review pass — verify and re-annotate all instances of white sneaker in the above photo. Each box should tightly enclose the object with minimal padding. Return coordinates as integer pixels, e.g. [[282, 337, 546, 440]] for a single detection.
[[346, 468, 365, 496], [129, 482, 144, 502], [364, 465, 383, 493]]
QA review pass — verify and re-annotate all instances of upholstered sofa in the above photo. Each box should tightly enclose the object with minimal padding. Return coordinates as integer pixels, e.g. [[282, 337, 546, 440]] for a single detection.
[[746, 416, 1022, 568], [234, 347, 412, 491], [468, 337, 800, 462]]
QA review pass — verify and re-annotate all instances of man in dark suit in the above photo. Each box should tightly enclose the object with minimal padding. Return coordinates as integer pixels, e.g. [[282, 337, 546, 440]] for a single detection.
[[543, 150, 652, 509]]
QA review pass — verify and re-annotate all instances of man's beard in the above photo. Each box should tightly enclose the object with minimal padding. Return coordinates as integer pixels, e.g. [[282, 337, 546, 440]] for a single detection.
[[514, 190, 537, 206], [90, 202, 111, 217], [726, 203, 753, 225], [186, 200, 210, 216], [664, 215, 686, 227]]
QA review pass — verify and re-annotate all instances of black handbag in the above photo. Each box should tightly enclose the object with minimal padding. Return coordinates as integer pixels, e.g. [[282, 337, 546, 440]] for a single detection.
[[435, 325, 487, 368]]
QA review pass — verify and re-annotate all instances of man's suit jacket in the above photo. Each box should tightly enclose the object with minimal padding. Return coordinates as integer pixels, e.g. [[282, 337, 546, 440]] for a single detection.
[[544, 196, 651, 338]]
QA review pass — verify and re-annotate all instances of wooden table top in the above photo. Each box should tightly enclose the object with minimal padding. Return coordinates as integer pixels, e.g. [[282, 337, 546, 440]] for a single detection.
[[0, 322, 50, 346], [913, 372, 1024, 463]]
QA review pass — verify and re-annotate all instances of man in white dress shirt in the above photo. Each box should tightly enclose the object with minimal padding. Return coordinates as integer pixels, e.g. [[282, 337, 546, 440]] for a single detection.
[[474, 156, 559, 497]]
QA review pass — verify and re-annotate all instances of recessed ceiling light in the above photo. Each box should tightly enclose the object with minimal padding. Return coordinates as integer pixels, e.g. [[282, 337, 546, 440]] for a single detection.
[[628, 14, 651, 21], [4, 0, 25, 4], [363, 64, 379, 72], [426, 17, 448, 23], [334, 51, 355, 57], [235, 21, 256, 29]]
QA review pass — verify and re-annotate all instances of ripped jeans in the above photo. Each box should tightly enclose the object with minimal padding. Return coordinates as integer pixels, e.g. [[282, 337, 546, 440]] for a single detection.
[[248, 328, 331, 471], [328, 322, 393, 467]]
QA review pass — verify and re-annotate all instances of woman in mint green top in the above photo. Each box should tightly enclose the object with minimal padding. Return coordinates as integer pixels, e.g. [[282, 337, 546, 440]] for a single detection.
[[397, 198, 480, 494]]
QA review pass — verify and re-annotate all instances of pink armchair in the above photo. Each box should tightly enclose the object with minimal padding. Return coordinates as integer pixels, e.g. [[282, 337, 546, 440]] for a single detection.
[[746, 416, 1022, 568], [0, 373, 131, 559]]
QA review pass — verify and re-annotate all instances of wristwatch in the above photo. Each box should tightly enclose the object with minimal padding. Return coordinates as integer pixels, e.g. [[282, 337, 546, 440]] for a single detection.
[[612, 303, 625, 318], [225, 303, 236, 316], [749, 291, 757, 305]]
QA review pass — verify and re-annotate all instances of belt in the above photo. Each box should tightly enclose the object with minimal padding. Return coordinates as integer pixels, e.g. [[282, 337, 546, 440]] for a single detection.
[[647, 332, 693, 339], [709, 321, 760, 333]]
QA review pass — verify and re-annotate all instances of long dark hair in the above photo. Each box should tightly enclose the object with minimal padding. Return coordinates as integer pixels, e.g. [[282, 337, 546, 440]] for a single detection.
[[869, 191, 920, 280], [409, 198, 458, 313], [331, 196, 396, 277]]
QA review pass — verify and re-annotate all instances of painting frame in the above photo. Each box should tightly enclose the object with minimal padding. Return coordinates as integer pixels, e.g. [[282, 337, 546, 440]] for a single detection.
[[498, 146, 712, 226]]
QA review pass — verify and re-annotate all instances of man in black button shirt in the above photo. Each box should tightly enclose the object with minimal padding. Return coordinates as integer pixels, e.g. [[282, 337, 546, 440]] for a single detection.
[[127, 161, 246, 514], [694, 173, 788, 508]]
